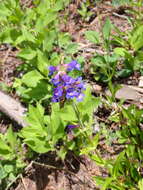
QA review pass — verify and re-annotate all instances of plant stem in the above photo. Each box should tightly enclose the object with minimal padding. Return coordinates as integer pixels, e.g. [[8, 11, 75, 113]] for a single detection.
[[72, 102, 84, 129]]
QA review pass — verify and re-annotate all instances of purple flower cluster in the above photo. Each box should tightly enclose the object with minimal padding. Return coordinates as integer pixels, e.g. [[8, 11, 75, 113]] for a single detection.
[[49, 60, 85, 103]]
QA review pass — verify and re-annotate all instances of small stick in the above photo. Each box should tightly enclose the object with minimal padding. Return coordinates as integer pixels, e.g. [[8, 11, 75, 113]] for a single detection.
[[21, 175, 28, 190]]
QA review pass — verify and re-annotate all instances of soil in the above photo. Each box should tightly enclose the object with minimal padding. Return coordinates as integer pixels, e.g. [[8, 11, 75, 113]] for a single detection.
[[0, 1, 142, 190], [14, 152, 103, 190]]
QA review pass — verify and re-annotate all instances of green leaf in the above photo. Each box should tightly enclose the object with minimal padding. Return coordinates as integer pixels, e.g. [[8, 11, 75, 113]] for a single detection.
[[20, 126, 45, 139], [93, 176, 105, 187], [5, 126, 17, 150], [0, 139, 12, 159], [0, 4, 11, 17], [18, 48, 37, 60], [0, 165, 7, 179], [22, 27, 35, 43], [36, 103, 45, 116], [57, 147, 67, 160], [24, 137, 51, 153], [77, 86, 100, 115], [37, 50, 48, 75], [14, 34, 26, 45], [51, 108, 65, 135], [130, 25, 143, 51], [35, 12, 57, 32], [66, 43, 78, 54], [0, 28, 19, 44], [58, 104, 77, 123], [58, 33, 71, 47], [116, 69, 132, 78], [25, 104, 45, 128], [19, 104, 50, 153], [138, 179, 143, 190], [108, 113, 120, 122], [85, 30, 100, 44], [90, 154, 105, 166], [101, 177, 113, 190], [36, 0, 50, 13], [52, 120, 65, 143], [103, 18, 112, 40], [114, 47, 127, 57], [112, 151, 125, 177], [20, 81, 51, 101], [4, 164, 14, 173], [43, 30, 57, 52], [21, 70, 43, 87], [80, 133, 99, 154], [91, 55, 106, 68], [15, 27, 35, 45]]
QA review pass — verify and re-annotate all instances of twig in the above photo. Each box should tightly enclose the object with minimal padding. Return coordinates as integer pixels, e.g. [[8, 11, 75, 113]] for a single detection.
[[21, 174, 28, 190], [32, 161, 85, 185], [78, 43, 106, 54], [112, 12, 129, 20], [32, 160, 96, 188], [5, 174, 21, 190]]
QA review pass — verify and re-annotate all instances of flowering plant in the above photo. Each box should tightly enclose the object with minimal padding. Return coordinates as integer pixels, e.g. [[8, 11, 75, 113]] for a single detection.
[[49, 60, 86, 103]]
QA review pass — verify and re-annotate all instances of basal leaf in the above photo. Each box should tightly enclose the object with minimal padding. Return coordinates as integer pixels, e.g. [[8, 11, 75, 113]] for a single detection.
[[103, 18, 112, 40], [130, 25, 143, 51]]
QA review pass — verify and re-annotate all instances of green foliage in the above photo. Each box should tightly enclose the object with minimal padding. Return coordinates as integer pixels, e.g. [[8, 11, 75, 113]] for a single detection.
[[85, 30, 100, 44], [85, 18, 118, 83], [112, 0, 130, 7], [0, 127, 26, 189], [0, 0, 78, 104], [19, 87, 100, 158], [77, 1, 94, 22], [13, 69, 51, 102], [85, 11, 143, 82], [94, 104, 143, 190], [112, 13, 143, 76], [91, 53, 119, 82]]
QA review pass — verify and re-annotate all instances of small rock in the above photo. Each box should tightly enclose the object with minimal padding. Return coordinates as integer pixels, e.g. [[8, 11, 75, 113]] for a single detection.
[[92, 84, 102, 93], [139, 76, 143, 87]]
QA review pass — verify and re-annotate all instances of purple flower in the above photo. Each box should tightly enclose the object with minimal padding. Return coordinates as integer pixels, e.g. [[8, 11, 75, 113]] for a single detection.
[[49, 66, 57, 76], [52, 86, 64, 102], [67, 60, 81, 71], [75, 77, 85, 89], [51, 74, 85, 102], [49, 60, 80, 76], [76, 93, 85, 102], [61, 74, 73, 84], [49, 60, 85, 103], [51, 74, 61, 85], [66, 88, 80, 99], [66, 124, 79, 133]]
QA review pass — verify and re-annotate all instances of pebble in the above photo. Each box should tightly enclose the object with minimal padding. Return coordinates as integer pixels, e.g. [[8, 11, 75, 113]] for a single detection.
[[139, 76, 143, 87]]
